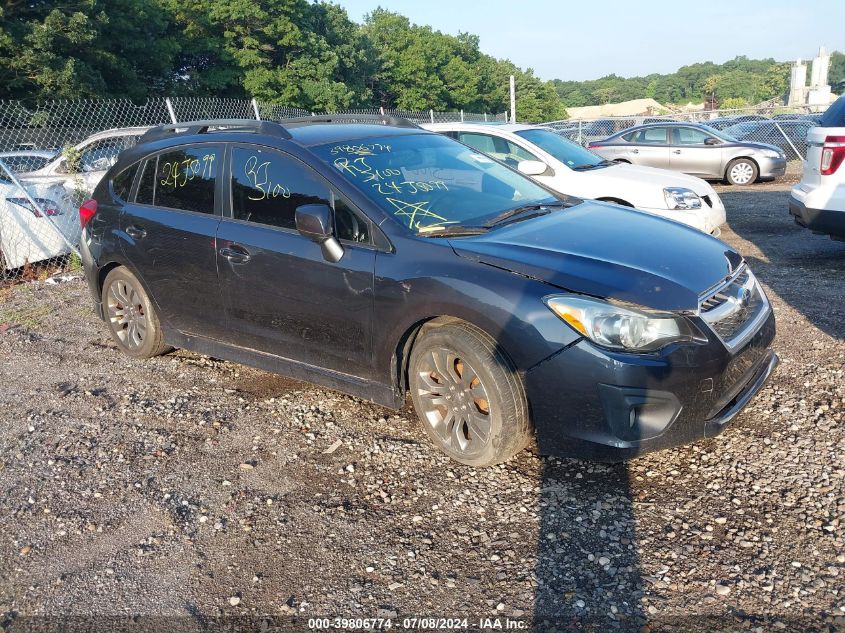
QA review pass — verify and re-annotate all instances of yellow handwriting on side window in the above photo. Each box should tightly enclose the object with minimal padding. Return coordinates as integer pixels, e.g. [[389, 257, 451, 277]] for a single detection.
[[244, 155, 291, 201], [159, 153, 216, 189]]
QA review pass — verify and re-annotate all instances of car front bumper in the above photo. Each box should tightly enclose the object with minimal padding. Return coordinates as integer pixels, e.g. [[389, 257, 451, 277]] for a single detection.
[[789, 194, 845, 240], [757, 156, 787, 180], [524, 309, 777, 460]]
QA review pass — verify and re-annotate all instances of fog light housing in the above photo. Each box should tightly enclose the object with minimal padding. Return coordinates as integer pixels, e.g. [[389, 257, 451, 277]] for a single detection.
[[597, 384, 682, 443]]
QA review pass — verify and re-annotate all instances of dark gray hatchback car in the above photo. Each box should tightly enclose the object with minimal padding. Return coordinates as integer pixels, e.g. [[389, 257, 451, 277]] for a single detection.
[[78, 116, 778, 466]]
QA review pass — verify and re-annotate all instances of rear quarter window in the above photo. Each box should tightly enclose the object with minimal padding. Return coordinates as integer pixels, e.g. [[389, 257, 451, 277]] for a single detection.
[[820, 95, 845, 127], [111, 163, 138, 201]]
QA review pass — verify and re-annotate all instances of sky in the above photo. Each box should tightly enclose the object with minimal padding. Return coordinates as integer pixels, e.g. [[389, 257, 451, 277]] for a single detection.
[[336, 0, 845, 81]]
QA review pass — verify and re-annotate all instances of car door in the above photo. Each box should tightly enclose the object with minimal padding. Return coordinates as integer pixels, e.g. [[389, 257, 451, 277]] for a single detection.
[[627, 127, 671, 168], [669, 126, 722, 177], [216, 144, 376, 378], [119, 144, 227, 338]]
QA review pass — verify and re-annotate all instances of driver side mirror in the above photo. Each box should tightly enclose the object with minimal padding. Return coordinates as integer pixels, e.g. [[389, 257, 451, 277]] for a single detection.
[[517, 160, 550, 177], [295, 203, 344, 263], [704, 137, 721, 146]]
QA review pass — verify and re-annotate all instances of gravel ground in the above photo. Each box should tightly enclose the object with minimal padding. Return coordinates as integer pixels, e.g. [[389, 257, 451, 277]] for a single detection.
[[0, 182, 843, 632]]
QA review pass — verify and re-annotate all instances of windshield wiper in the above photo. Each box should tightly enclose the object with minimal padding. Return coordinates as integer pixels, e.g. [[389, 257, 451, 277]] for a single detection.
[[484, 201, 566, 228], [416, 225, 489, 237]]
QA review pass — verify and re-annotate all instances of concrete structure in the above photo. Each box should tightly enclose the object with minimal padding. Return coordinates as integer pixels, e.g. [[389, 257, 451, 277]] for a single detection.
[[789, 47, 833, 108], [788, 59, 808, 106]]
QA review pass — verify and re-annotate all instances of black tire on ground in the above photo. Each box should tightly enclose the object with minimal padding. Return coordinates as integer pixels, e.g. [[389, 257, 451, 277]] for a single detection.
[[724, 158, 759, 185], [408, 321, 532, 466], [102, 266, 170, 359]]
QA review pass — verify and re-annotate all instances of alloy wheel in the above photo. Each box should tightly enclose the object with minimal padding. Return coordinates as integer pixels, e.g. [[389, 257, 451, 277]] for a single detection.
[[106, 279, 147, 350], [415, 348, 492, 456]]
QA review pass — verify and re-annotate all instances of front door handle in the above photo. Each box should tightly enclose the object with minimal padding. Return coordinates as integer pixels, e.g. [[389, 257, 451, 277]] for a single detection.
[[672, 149, 682, 154], [631, 149, 639, 154], [126, 225, 146, 239], [219, 245, 251, 264]]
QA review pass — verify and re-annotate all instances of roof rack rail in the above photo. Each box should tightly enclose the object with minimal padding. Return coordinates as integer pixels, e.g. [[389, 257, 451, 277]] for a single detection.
[[140, 119, 292, 144], [281, 114, 420, 129]]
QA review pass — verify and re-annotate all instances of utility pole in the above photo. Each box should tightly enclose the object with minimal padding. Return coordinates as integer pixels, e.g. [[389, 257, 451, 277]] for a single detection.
[[509, 75, 516, 123]]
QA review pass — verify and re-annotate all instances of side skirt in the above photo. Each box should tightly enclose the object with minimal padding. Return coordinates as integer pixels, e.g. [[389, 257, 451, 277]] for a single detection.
[[165, 328, 403, 410]]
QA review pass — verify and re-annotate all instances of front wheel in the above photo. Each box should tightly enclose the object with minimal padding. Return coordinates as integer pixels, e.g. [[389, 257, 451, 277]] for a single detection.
[[408, 321, 531, 466], [725, 158, 758, 185]]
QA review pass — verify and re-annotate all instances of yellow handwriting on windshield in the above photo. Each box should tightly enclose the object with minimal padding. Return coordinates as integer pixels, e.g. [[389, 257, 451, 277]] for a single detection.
[[387, 198, 452, 230], [244, 155, 291, 201], [330, 143, 391, 156]]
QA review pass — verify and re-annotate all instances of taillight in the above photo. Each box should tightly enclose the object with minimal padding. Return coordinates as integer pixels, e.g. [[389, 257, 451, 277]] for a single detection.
[[79, 199, 98, 229], [820, 135, 845, 176]]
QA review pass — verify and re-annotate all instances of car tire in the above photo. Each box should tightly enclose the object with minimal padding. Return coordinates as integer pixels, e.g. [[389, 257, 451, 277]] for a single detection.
[[725, 158, 758, 185], [102, 266, 170, 359], [408, 321, 531, 466]]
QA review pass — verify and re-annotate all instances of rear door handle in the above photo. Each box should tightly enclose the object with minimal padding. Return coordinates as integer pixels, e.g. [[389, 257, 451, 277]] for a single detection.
[[631, 149, 639, 154], [672, 149, 682, 154], [126, 225, 146, 239], [219, 245, 251, 264]]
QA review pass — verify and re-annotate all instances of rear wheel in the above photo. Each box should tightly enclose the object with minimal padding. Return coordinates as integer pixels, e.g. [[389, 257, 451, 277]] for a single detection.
[[408, 321, 531, 466], [102, 267, 170, 359], [725, 158, 758, 185]]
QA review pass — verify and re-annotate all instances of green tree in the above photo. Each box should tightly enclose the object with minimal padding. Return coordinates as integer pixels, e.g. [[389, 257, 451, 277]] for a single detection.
[[0, 0, 179, 101]]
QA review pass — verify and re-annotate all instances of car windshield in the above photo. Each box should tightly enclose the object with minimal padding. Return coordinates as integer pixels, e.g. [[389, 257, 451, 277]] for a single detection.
[[513, 128, 605, 169], [311, 133, 560, 232]]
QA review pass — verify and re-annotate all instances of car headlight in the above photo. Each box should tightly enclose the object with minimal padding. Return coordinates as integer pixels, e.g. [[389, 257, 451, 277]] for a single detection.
[[663, 187, 702, 210], [544, 295, 705, 353], [761, 149, 783, 159]]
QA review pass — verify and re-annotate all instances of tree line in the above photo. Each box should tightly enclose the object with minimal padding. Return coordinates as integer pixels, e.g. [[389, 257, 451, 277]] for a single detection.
[[1, 1, 841, 121], [0, 0, 562, 121], [553, 53, 845, 110]]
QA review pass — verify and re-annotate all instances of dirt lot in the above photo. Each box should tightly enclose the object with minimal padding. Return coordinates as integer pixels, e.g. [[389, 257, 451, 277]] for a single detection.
[[0, 183, 843, 632]]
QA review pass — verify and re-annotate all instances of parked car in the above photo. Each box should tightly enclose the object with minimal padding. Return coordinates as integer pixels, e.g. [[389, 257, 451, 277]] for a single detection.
[[79, 116, 777, 466], [588, 123, 787, 185], [702, 114, 769, 131], [789, 93, 845, 240], [21, 127, 149, 196], [555, 117, 678, 146], [0, 173, 77, 271], [723, 119, 814, 160], [0, 150, 58, 173], [425, 122, 725, 235]]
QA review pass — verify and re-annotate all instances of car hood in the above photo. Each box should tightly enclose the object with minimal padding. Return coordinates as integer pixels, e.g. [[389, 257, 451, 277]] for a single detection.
[[583, 162, 715, 195], [723, 140, 782, 153], [450, 201, 742, 312]]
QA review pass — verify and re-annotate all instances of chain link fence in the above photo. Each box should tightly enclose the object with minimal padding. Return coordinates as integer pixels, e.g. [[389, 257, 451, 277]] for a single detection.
[[542, 104, 828, 162], [0, 97, 506, 283]]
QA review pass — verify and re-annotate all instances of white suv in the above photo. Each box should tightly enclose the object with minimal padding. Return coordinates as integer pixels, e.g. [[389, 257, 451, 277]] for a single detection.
[[790, 95, 845, 240], [424, 123, 726, 236]]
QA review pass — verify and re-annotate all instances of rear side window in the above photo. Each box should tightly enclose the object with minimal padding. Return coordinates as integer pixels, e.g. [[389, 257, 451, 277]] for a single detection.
[[111, 163, 138, 201], [634, 128, 668, 144], [136, 146, 220, 213], [820, 94, 845, 127], [230, 146, 331, 230]]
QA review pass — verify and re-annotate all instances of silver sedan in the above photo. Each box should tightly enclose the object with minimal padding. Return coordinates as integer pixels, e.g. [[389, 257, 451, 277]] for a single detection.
[[588, 123, 787, 185]]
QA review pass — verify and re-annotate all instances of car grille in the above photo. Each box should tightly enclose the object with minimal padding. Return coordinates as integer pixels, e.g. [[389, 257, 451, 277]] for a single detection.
[[699, 267, 769, 349]]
